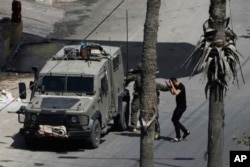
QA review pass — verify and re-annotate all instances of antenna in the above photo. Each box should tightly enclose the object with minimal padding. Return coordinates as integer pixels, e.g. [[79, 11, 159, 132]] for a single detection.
[[109, 36, 111, 56], [126, 10, 129, 77], [83, 0, 125, 42]]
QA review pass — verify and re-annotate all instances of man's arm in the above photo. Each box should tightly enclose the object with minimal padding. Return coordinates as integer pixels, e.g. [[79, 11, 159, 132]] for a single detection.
[[166, 80, 181, 95], [156, 82, 170, 91]]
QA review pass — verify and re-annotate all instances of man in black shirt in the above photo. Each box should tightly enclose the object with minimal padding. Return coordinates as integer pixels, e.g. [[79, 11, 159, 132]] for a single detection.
[[167, 77, 190, 142]]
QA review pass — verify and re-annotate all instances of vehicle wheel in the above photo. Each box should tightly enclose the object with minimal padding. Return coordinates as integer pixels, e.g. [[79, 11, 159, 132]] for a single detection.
[[114, 101, 129, 131], [88, 119, 101, 149]]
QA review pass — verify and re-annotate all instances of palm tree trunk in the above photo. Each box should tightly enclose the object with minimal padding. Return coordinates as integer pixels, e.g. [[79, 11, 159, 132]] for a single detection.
[[207, 1, 226, 167], [209, 0, 226, 42], [208, 84, 225, 167], [140, 0, 161, 167]]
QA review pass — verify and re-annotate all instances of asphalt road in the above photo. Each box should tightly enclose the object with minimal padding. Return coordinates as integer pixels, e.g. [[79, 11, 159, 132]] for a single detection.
[[0, 0, 250, 167]]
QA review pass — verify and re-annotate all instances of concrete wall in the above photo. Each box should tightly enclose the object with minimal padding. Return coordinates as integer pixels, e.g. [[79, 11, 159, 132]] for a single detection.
[[0, 17, 22, 69], [0, 35, 10, 66]]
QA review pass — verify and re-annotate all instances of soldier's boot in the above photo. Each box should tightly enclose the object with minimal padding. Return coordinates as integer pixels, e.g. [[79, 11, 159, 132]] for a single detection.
[[131, 110, 139, 132], [154, 119, 160, 140], [154, 132, 160, 140]]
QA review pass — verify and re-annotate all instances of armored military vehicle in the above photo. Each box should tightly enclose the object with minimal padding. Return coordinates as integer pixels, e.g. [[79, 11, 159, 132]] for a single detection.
[[17, 42, 130, 148]]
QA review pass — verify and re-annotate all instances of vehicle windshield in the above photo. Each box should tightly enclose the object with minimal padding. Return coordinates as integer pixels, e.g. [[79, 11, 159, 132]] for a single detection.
[[41, 75, 94, 94]]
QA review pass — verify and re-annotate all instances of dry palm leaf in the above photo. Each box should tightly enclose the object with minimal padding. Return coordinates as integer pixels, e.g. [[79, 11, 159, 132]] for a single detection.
[[183, 18, 245, 97]]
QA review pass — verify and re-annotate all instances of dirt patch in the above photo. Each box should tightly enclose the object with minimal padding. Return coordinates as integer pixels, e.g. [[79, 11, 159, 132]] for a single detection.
[[0, 72, 33, 98]]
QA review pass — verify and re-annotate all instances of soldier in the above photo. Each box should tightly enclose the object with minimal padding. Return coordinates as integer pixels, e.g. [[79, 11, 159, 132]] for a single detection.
[[155, 82, 170, 139], [125, 63, 142, 132], [125, 63, 170, 140]]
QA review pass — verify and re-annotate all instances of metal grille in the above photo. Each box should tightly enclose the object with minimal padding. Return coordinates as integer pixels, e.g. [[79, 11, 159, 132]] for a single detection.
[[38, 113, 66, 126]]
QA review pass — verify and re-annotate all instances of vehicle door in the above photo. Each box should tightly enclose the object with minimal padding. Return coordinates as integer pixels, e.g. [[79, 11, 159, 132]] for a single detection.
[[98, 65, 112, 125]]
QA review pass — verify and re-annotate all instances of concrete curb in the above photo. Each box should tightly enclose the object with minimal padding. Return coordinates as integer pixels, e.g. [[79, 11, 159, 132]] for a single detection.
[[35, 0, 77, 6], [35, 0, 56, 6]]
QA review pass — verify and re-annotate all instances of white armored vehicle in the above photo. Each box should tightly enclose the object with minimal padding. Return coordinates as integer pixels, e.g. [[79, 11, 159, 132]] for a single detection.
[[17, 42, 130, 148]]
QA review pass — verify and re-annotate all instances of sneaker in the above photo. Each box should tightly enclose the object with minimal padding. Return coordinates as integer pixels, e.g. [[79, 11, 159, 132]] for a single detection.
[[183, 131, 190, 139], [132, 128, 137, 132], [171, 137, 182, 142]]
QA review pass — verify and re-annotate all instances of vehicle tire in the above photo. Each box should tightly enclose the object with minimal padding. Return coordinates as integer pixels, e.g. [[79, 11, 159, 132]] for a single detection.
[[88, 119, 101, 149], [114, 101, 129, 131]]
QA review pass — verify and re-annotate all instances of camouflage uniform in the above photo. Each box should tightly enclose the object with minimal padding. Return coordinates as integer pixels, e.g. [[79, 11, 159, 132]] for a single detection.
[[125, 63, 169, 136], [155, 83, 169, 139], [125, 63, 142, 131]]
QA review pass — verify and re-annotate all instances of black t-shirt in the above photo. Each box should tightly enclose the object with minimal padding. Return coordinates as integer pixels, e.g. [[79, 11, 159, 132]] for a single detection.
[[175, 83, 186, 108]]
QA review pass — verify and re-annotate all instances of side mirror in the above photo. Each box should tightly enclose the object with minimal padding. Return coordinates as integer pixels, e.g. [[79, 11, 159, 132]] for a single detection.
[[29, 81, 34, 91], [32, 66, 38, 80], [19, 82, 26, 99]]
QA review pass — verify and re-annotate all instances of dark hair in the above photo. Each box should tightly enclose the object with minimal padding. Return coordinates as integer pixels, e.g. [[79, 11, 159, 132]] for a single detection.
[[170, 77, 177, 82]]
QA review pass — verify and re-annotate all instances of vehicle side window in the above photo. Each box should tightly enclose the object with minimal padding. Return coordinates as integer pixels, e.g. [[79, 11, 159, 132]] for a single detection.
[[112, 54, 120, 71], [101, 75, 108, 93]]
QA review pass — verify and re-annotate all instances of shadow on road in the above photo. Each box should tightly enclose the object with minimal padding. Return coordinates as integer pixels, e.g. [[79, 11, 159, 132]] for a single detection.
[[10, 131, 107, 152], [5, 33, 196, 79], [239, 28, 250, 39], [9, 123, 108, 152]]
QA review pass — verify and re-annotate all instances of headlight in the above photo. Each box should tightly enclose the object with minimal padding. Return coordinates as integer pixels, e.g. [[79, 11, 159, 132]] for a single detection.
[[67, 115, 89, 125], [71, 116, 78, 124], [31, 114, 37, 122]]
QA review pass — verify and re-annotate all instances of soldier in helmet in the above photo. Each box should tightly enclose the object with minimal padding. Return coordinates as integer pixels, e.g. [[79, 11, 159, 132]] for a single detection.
[[125, 63, 170, 140], [125, 62, 142, 132]]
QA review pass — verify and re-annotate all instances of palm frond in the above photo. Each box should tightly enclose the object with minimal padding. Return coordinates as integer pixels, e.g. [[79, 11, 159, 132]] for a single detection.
[[190, 41, 213, 77], [201, 57, 213, 84], [183, 18, 244, 93], [182, 36, 206, 69]]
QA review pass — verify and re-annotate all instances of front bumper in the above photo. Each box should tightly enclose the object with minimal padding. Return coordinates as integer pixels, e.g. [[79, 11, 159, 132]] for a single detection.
[[20, 126, 91, 139]]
